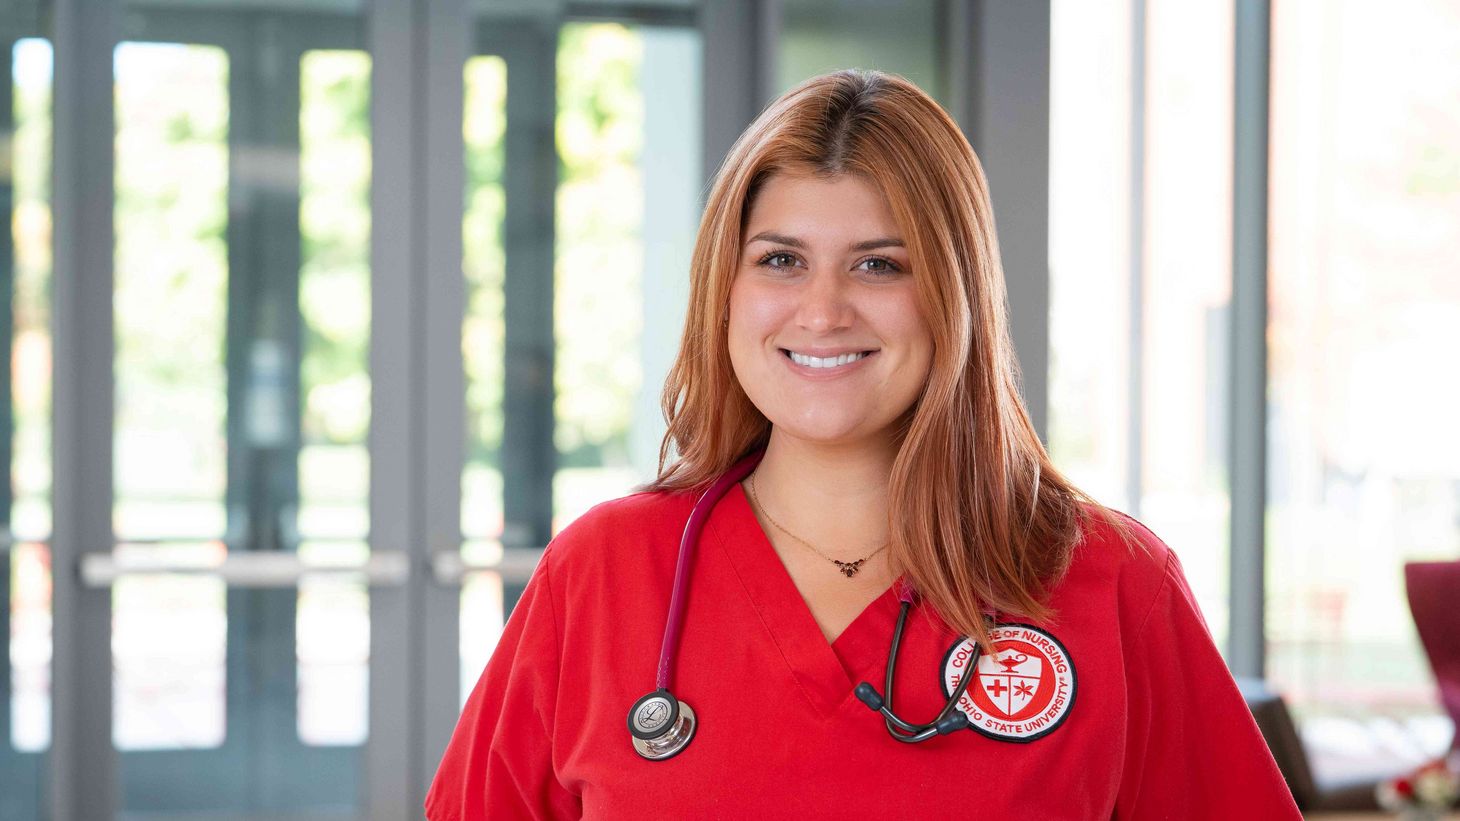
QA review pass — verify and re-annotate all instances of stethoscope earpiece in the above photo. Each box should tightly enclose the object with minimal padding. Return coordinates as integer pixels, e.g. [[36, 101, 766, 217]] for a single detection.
[[628, 689, 696, 760]]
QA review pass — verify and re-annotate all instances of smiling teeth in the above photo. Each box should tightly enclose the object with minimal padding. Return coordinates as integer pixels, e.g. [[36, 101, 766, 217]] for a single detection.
[[789, 351, 868, 368]]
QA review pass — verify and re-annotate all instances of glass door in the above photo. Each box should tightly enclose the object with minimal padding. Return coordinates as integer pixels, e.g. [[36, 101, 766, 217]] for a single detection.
[[104, 3, 376, 816]]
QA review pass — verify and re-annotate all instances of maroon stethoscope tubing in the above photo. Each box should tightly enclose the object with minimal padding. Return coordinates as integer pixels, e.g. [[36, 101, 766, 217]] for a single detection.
[[656, 447, 766, 691]]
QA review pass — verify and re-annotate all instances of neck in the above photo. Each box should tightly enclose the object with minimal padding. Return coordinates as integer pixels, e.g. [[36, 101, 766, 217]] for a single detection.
[[748, 427, 898, 555]]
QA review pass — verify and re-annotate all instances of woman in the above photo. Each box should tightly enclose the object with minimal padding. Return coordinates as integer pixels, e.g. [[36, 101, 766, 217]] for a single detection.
[[427, 69, 1300, 819]]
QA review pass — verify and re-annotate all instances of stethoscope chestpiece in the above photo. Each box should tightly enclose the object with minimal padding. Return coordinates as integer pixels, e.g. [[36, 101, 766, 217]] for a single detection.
[[627, 688, 696, 761]]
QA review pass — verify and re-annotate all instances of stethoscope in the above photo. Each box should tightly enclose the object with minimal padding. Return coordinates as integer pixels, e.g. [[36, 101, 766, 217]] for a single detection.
[[627, 447, 978, 760]]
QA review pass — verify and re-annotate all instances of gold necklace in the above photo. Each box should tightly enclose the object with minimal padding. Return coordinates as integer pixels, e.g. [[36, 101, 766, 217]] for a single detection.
[[746, 472, 889, 578]]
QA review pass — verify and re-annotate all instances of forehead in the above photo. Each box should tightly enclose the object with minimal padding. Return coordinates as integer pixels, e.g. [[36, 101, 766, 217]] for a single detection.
[[742, 172, 899, 238]]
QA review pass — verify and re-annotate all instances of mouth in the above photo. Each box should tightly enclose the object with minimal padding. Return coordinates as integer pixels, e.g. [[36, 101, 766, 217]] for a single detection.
[[778, 348, 880, 371]]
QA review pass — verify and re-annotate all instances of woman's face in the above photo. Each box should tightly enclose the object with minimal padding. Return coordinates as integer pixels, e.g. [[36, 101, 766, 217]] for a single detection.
[[728, 171, 934, 447]]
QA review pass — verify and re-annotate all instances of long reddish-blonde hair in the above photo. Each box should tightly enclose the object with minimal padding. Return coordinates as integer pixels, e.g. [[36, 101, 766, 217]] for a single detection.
[[637, 69, 1123, 651]]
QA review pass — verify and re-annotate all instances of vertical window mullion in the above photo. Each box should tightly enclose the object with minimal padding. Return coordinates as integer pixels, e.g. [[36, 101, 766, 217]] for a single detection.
[[1228, 0, 1271, 680], [50, 0, 120, 818]]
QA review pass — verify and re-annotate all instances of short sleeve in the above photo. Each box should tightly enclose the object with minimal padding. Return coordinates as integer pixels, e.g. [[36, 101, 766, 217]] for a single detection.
[[1114, 548, 1301, 819], [425, 545, 581, 821]]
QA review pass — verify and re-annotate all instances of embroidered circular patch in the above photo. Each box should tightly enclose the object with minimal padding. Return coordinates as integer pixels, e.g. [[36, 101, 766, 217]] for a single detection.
[[940, 623, 1076, 743]]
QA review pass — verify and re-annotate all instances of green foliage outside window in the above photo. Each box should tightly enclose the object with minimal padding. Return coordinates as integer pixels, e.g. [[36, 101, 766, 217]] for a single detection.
[[554, 23, 644, 469]]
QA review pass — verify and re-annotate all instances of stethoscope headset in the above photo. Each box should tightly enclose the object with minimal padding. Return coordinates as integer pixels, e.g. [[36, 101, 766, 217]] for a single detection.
[[627, 447, 978, 760]]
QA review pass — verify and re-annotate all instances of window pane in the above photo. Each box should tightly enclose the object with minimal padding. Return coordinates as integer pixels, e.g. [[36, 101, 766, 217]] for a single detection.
[[9, 33, 52, 744], [296, 47, 371, 748], [1048, 0, 1135, 510], [460, 51, 508, 707], [112, 40, 230, 752], [1139, 0, 1234, 646], [554, 22, 647, 525], [9, 545, 49, 752], [11, 39, 51, 546], [462, 53, 507, 548], [111, 547, 227, 750], [553, 21, 700, 522], [1267, 0, 1460, 764], [5, 32, 52, 821]]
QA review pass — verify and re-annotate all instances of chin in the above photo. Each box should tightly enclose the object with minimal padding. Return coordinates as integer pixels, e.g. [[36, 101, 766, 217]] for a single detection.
[[773, 411, 878, 446]]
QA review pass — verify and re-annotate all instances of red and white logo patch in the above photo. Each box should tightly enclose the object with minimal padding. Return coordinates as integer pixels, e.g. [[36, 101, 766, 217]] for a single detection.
[[940, 623, 1076, 743]]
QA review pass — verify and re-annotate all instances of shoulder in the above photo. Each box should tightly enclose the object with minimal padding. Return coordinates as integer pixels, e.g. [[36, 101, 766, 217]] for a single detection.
[[1063, 505, 1180, 634], [1068, 504, 1173, 576], [544, 487, 697, 571]]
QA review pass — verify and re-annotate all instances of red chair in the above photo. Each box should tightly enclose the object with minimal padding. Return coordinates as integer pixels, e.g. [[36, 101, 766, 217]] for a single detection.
[[1404, 561, 1460, 752]]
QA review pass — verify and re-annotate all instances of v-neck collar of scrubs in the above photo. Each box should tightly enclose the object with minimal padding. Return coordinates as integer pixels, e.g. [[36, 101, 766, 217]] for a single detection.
[[711, 479, 903, 717]]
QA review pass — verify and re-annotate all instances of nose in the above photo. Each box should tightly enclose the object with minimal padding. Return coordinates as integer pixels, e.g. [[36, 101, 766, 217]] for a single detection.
[[794, 268, 855, 333]]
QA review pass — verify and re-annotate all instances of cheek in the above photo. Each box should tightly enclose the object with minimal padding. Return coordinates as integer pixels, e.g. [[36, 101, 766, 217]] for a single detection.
[[726, 282, 768, 376], [887, 305, 935, 390], [874, 293, 933, 356], [728, 278, 792, 341]]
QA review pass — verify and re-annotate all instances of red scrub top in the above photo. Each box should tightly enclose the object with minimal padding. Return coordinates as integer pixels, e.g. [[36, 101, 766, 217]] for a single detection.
[[426, 484, 1300, 820]]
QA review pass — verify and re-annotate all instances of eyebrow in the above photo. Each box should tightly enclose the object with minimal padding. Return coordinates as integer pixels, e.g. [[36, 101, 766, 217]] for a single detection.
[[746, 231, 905, 252]]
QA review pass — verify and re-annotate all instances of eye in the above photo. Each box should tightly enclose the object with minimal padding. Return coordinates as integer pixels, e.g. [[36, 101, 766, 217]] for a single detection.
[[856, 256, 903, 276], [755, 250, 800, 270]]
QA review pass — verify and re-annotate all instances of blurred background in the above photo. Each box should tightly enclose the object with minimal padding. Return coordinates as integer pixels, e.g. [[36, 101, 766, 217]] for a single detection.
[[1, 0, 1457, 818]]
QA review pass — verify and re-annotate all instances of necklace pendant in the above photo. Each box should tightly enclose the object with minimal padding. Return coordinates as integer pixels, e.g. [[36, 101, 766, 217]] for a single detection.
[[834, 559, 865, 578]]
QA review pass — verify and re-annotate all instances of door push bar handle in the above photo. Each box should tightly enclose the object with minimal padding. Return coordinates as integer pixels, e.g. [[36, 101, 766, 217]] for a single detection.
[[430, 548, 543, 587], [76, 547, 546, 589], [79, 551, 412, 589]]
